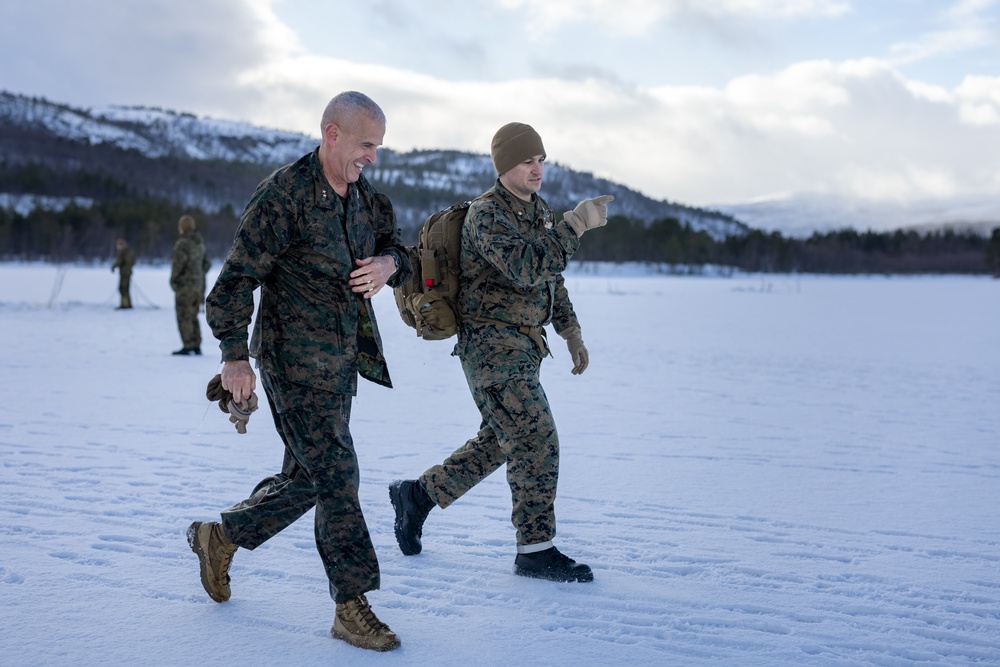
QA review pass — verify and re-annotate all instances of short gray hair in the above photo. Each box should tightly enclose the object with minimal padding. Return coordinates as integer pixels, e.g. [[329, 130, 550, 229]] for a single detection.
[[320, 91, 385, 132]]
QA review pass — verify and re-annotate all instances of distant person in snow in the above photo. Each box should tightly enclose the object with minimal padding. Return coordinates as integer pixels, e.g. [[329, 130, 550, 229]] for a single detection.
[[111, 238, 135, 309], [389, 122, 613, 583], [170, 214, 210, 355], [185, 91, 411, 652]]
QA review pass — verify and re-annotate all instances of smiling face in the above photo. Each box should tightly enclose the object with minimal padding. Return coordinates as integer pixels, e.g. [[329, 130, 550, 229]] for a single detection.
[[319, 112, 386, 196], [499, 154, 545, 201]]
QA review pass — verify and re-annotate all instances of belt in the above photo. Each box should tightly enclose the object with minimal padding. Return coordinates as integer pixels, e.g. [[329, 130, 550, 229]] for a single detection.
[[468, 317, 550, 357]]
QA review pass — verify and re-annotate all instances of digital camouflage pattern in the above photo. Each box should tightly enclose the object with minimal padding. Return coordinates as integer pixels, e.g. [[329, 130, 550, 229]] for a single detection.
[[420, 337, 560, 545], [206, 148, 411, 603], [206, 150, 411, 394], [171, 230, 209, 348], [174, 291, 202, 348], [221, 370, 380, 603], [171, 230, 209, 292], [419, 180, 582, 546], [458, 182, 581, 369]]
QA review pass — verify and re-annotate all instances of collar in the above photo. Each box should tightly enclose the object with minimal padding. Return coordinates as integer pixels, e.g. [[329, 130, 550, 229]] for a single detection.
[[310, 149, 361, 212], [493, 180, 553, 228], [494, 180, 536, 223]]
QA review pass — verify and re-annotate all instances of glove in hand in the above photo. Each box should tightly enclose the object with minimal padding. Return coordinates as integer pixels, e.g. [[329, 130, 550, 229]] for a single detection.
[[564, 195, 614, 237], [206, 373, 259, 434], [226, 394, 259, 434], [559, 326, 589, 375]]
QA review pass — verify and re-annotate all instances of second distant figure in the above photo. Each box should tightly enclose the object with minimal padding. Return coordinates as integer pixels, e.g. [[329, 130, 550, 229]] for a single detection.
[[111, 238, 136, 309], [171, 214, 210, 355]]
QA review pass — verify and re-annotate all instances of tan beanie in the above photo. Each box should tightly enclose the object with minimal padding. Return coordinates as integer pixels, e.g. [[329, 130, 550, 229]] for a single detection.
[[178, 214, 196, 234], [490, 122, 545, 176]]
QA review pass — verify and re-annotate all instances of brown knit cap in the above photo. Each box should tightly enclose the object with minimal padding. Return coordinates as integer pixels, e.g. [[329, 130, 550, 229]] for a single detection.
[[178, 214, 196, 233], [490, 122, 545, 176]]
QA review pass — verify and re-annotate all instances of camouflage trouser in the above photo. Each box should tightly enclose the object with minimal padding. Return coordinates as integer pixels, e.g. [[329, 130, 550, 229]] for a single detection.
[[118, 269, 132, 299], [419, 342, 560, 546], [117, 270, 132, 307], [220, 371, 380, 603], [174, 288, 201, 348]]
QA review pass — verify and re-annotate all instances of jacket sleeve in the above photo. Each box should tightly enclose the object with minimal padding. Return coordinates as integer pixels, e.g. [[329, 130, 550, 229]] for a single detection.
[[368, 189, 412, 288], [206, 185, 292, 361], [550, 275, 581, 335], [169, 241, 187, 291], [465, 199, 578, 288]]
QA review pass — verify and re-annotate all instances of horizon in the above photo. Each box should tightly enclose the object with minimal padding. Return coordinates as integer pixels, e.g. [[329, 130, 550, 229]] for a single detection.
[[2, 87, 999, 237]]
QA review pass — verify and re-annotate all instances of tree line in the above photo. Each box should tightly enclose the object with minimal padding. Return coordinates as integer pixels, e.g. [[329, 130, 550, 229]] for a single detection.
[[0, 198, 240, 264], [575, 216, 1000, 276], [1, 195, 998, 276]]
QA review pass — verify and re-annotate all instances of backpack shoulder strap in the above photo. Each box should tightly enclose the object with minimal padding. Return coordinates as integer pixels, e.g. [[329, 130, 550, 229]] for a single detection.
[[460, 187, 517, 313]]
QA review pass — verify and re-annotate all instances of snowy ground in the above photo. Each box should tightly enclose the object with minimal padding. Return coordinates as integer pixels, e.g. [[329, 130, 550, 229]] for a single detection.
[[1, 262, 998, 667]]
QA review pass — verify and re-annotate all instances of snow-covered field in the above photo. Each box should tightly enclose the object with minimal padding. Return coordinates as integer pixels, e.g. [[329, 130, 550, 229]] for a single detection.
[[1, 262, 997, 666]]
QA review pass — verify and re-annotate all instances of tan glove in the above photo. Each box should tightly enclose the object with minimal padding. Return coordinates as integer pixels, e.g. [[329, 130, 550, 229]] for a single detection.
[[559, 326, 589, 375], [226, 394, 259, 434], [563, 195, 614, 237], [206, 373, 259, 434]]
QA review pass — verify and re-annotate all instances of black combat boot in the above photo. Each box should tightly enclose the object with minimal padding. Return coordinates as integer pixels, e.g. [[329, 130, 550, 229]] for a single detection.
[[172, 347, 202, 356], [514, 546, 593, 582], [389, 480, 434, 556]]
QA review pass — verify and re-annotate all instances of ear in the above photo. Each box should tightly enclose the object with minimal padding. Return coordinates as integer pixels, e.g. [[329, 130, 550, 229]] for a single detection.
[[323, 122, 340, 143]]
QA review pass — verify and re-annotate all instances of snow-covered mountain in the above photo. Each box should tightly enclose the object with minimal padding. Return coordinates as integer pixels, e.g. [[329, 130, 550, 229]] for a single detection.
[[0, 92, 317, 164], [714, 193, 1000, 238], [0, 91, 747, 238], [5, 91, 995, 239]]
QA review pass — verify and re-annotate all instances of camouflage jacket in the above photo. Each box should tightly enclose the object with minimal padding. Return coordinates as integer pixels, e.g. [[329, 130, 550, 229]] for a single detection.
[[113, 246, 136, 275], [456, 180, 581, 364], [170, 231, 209, 293], [206, 149, 412, 394]]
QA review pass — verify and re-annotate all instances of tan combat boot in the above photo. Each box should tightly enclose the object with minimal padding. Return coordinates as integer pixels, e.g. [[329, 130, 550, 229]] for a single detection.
[[331, 594, 401, 652], [186, 521, 237, 602]]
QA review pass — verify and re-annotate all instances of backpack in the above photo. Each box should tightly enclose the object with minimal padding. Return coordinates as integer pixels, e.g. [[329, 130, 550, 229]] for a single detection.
[[393, 199, 474, 340]]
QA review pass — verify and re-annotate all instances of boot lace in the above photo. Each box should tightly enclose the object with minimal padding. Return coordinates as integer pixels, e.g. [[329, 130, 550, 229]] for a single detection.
[[352, 595, 390, 634], [547, 548, 577, 569], [405, 484, 432, 535], [212, 528, 237, 583]]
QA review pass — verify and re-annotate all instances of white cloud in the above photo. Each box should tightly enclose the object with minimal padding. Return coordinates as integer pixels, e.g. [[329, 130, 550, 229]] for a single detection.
[[601, 58, 999, 204], [889, 0, 998, 65], [947, 0, 1000, 20], [725, 61, 851, 112], [696, 0, 851, 16], [0, 0, 300, 117], [960, 102, 1000, 125], [1, 0, 998, 209], [956, 75, 1000, 125], [495, 0, 850, 36], [905, 81, 953, 103], [495, 0, 670, 36]]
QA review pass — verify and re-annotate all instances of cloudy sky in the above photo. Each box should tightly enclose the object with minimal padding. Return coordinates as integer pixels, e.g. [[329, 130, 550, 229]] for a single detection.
[[1, 0, 998, 208]]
